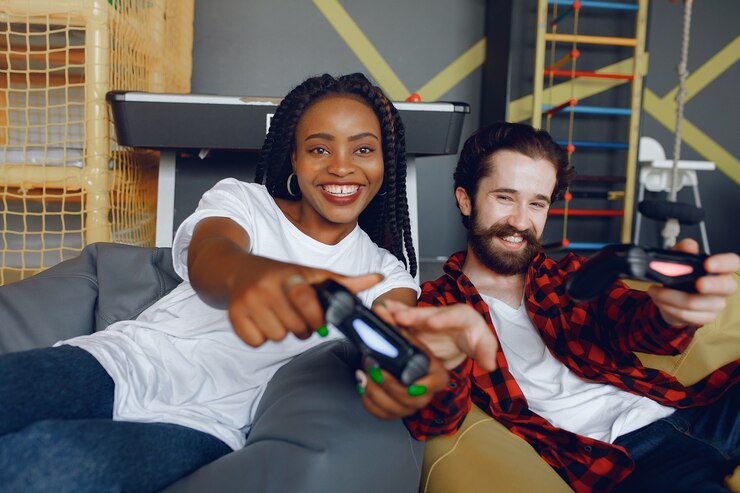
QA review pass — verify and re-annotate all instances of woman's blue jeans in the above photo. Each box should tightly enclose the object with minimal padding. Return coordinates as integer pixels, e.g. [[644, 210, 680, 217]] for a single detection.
[[0, 345, 231, 493], [614, 385, 739, 492]]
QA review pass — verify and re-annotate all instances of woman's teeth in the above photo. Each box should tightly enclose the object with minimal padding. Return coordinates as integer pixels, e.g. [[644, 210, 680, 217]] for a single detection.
[[322, 184, 360, 196]]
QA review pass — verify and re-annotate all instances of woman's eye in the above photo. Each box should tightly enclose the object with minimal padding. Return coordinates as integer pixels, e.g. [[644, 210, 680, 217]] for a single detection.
[[355, 146, 375, 154], [309, 147, 329, 155]]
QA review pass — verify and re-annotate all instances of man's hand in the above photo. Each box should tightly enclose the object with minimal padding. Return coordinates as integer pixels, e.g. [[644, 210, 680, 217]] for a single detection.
[[383, 301, 498, 372], [649, 238, 740, 327]]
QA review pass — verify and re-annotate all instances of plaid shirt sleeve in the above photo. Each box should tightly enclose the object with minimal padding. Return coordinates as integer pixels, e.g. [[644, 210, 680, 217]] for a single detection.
[[402, 278, 476, 440], [593, 280, 698, 355], [403, 357, 473, 440], [556, 255, 698, 355]]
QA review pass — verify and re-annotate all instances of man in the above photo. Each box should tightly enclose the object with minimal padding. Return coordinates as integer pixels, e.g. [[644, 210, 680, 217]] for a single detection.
[[382, 122, 739, 492]]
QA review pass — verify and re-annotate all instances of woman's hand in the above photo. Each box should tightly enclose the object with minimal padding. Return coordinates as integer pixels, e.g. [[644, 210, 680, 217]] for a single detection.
[[227, 257, 381, 347], [649, 238, 740, 327], [354, 300, 498, 421]]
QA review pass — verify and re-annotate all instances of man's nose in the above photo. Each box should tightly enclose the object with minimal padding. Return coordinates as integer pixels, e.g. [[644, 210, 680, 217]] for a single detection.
[[506, 204, 529, 231]]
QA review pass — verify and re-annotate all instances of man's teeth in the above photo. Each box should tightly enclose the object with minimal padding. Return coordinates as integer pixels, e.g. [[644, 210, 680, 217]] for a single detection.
[[322, 184, 360, 196], [501, 235, 523, 243]]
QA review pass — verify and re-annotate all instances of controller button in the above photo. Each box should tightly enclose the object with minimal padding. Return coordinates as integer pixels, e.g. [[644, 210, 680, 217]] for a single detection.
[[648, 261, 694, 277]]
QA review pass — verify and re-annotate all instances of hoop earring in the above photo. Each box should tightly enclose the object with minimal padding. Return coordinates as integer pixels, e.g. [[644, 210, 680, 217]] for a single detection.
[[286, 172, 299, 197]]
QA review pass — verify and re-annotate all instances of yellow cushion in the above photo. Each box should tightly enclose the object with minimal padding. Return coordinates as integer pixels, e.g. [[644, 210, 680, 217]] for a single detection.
[[422, 274, 740, 493]]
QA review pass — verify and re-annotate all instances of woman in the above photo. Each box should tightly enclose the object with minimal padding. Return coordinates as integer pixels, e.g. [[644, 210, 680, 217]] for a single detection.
[[0, 73, 448, 493]]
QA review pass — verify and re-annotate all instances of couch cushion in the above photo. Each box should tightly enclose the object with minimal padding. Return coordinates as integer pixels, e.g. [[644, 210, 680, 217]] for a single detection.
[[0, 242, 181, 355], [421, 404, 572, 493]]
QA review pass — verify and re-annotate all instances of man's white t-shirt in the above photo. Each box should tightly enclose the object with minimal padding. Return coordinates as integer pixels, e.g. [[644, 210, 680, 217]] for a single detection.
[[481, 293, 674, 443], [64, 179, 419, 450]]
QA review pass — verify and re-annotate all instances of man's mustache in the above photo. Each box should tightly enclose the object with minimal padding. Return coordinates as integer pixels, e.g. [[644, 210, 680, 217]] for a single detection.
[[472, 222, 539, 246]]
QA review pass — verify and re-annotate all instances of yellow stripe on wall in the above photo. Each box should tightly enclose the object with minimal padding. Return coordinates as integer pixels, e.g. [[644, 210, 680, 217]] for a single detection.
[[313, 0, 409, 99], [416, 38, 486, 102], [663, 36, 740, 104]]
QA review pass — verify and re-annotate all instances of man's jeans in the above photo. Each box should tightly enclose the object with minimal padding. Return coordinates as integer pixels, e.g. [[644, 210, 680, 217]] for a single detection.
[[0, 345, 231, 493], [614, 385, 739, 493]]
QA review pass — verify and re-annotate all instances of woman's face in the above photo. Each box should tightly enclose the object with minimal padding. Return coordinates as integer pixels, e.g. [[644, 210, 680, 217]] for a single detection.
[[290, 95, 384, 230]]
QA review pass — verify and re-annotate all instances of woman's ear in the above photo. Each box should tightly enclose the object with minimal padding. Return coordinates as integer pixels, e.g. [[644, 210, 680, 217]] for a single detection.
[[290, 149, 297, 170], [455, 187, 472, 217]]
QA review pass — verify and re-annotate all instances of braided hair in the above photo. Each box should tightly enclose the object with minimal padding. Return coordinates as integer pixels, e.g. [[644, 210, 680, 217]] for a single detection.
[[254, 73, 417, 277]]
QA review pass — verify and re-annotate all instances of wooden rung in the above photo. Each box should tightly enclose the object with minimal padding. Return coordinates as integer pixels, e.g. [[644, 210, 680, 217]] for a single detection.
[[549, 208, 623, 217], [543, 69, 634, 80], [3, 48, 85, 66], [0, 163, 84, 190], [0, 71, 85, 88], [572, 175, 626, 184], [545, 33, 637, 47]]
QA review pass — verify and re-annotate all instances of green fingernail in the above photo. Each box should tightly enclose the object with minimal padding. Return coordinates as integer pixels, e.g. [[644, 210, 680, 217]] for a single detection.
[[317, 325, 329, 337], [368, 366, 383, 384], [407, 384, 427, 397], [357, 384, 366, 395]]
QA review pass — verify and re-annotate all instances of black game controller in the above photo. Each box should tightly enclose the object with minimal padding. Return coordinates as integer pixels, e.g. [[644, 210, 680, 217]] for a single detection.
[[566, 244, 708, 301], [313, 279, 430, 386]]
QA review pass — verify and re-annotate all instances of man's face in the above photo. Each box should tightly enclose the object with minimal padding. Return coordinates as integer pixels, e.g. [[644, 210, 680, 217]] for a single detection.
[[456, 150, 557, 275]]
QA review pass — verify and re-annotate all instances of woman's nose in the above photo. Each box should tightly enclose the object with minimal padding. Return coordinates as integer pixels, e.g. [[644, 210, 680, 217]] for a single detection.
[[326, 152, 353, 176]]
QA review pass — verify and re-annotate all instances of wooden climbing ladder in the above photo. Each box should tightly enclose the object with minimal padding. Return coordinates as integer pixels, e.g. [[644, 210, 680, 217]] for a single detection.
[[531, 0, 649, 250]]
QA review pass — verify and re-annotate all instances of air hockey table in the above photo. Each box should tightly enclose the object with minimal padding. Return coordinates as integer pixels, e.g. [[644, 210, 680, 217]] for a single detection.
[[107, 91, 470, 271]]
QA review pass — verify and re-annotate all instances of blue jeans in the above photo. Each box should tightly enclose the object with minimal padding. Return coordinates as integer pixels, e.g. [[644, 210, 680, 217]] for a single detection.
[[614, 385, 739, 492], [0, 345, 231, 493]]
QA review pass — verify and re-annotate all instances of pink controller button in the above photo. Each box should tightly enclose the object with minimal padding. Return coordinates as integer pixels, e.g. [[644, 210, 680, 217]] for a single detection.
[[649, 261, 694, 277]]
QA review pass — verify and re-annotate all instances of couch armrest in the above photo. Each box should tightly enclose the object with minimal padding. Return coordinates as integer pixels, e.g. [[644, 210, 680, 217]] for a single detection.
[[0, 242, 181, 355]]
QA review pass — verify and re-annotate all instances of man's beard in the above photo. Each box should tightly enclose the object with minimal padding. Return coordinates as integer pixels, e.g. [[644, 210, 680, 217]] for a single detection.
[[468, 208, 542, 276]]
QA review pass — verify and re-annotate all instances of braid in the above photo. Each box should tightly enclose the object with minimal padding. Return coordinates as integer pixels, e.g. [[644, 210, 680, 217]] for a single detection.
[[392, 113, 417, 277], [258, 73, 417, 277]]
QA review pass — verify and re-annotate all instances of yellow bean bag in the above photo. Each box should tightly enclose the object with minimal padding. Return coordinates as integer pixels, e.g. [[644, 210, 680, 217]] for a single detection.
[[422, 274, 740, 493]]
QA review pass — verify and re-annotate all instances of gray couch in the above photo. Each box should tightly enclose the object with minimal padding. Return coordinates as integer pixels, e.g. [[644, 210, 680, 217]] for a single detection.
[[0, 242, 424, 493]]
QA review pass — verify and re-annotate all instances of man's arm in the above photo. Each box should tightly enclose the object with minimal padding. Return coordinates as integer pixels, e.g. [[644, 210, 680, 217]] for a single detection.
[[384, 299, 498, 439], [590, 239, 739, 355]]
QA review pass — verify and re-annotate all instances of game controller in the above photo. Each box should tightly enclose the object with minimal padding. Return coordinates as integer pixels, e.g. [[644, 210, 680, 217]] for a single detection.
[[566, 243, 708, 301], [313, 279, 430, 386]]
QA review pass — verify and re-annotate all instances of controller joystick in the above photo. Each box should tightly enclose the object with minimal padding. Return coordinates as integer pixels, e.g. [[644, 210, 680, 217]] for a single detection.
[[313, 279, 430, 386], [566, 244, 708, 301]]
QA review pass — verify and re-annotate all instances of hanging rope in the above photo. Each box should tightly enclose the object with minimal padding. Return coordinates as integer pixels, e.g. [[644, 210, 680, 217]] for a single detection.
[[669, 0, 693, 201], [662, 0, 693, 247]]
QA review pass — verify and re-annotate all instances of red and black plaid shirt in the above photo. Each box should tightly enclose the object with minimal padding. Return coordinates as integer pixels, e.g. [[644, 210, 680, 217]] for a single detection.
[[405, 250, 738, 493]]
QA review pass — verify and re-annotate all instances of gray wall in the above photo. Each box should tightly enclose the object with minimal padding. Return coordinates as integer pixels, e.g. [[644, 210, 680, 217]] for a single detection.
[[189, 0, 738, 283], [190, 0, 484, 281]]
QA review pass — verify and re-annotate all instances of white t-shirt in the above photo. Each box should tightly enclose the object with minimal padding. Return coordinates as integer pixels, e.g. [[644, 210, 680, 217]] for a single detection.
[[482, 293, 674, 444], [64, 179, 419, 450]]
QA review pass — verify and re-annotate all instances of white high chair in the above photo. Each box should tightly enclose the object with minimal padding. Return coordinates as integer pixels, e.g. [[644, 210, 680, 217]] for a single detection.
[[634, 136, 714, 253]]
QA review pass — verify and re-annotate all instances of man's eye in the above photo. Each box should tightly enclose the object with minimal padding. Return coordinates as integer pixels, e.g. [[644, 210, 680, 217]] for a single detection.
[[532, 202, 547, 209]]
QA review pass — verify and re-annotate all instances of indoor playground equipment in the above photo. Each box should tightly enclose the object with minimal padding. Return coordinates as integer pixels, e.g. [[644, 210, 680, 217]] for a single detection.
[[0, 0, 194, 285], [531, 0, 648, 251]]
